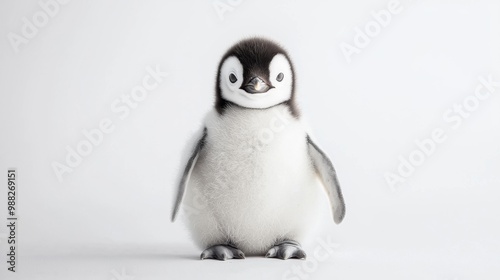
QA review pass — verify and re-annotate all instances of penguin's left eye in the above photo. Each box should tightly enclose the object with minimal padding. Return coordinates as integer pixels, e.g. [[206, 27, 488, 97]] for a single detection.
[[229, 73, 237, 83], [276, 72, 284, 82]]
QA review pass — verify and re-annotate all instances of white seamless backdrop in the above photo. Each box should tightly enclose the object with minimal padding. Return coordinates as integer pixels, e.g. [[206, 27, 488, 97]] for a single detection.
[[0, 0, 499, 279]]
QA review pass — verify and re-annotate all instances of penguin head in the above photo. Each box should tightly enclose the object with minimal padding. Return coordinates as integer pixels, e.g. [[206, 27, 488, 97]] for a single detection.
[[215, 38, 298, 116]]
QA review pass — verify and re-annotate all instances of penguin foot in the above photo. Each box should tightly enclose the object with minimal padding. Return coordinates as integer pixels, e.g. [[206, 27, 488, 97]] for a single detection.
[[265, 240, 306, 260], [200, 244, 245, 261]]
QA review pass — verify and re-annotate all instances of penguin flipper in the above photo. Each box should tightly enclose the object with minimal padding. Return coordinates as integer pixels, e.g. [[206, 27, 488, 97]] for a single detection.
[[306, 135, 345, 224], [171, 127, 207, 222]]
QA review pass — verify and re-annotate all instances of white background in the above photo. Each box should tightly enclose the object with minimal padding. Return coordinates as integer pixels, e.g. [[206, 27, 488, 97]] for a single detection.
[[1, 0, 500, 279]]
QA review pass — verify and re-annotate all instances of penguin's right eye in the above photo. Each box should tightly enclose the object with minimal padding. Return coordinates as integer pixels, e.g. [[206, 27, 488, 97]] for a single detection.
[[229, 73, 237, 83]]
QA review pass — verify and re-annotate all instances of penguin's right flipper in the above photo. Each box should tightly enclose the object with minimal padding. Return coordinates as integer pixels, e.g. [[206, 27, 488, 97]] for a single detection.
[[171, 127, 207, 222], [306, 135, 345, 224]]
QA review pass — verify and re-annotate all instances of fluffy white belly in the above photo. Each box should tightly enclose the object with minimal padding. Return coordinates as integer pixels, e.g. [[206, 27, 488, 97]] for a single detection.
[[183, 105, 322, 254]]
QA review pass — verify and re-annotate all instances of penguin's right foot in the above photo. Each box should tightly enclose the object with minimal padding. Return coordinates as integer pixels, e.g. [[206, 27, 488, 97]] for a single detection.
[[200, 244, 245, 261]]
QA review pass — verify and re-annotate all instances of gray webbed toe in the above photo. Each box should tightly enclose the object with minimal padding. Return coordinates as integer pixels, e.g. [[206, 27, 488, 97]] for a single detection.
[[265, 240, 306, 260], [200, 244, 245, 261]]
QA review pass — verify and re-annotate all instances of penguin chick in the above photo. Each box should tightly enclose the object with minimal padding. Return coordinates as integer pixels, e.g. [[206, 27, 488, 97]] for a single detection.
[[172, 37, 345, 261]]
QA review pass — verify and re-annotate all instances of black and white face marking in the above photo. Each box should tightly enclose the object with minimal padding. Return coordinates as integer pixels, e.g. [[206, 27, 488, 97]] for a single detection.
[[215, 38, 299, 117], [219, 54, 293, 109]]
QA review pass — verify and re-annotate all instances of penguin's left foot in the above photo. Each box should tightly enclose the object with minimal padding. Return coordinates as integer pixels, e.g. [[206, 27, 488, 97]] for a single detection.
[[200, 244, 245, 261], [265, 240, 306, 260]]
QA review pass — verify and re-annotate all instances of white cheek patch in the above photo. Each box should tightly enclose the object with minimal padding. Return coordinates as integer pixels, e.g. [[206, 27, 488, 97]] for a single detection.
[[220, 56, 244, 90], [220, 54, 293, 109], [268, 54, 293, 101]]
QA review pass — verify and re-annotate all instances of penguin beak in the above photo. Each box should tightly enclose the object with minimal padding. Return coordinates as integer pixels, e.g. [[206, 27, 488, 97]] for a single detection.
[[241, 76, 273, 94]]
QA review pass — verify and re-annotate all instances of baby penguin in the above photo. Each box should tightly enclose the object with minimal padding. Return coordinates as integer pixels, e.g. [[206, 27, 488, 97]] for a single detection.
[[172, 38, 345, 260]]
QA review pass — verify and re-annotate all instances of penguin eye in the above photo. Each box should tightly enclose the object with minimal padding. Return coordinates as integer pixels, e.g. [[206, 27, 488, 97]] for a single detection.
[[276, 72, 284, 82], [229, 73, 237, 83]]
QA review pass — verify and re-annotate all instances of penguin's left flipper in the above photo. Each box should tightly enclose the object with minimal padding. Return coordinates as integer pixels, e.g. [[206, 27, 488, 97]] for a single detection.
[[306, 135, 346, 224], [171, 128, 207, 222]]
